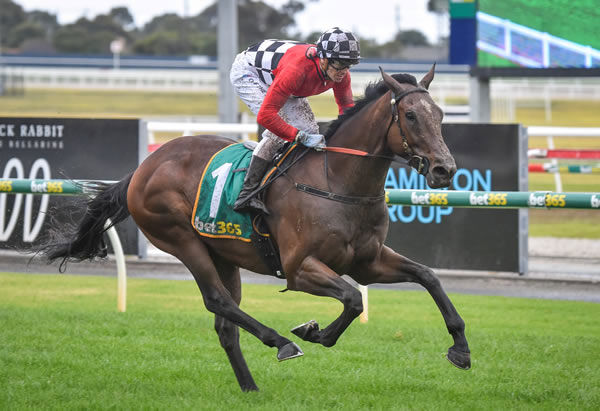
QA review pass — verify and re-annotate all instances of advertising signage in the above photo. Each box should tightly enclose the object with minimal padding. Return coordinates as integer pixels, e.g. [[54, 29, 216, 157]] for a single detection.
[[384, 123, 528, 273], [0, 117, 147, 255]]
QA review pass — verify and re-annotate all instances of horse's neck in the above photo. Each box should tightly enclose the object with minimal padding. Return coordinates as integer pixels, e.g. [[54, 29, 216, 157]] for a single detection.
[[328, 94, 391, 154], [325, 94, 393, 196]]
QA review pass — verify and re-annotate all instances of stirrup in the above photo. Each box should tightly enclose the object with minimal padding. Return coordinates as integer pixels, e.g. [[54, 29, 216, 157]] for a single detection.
[[233, 196, 249, 211], [233, 197, 271, 215], [236, 197, 269, 215]]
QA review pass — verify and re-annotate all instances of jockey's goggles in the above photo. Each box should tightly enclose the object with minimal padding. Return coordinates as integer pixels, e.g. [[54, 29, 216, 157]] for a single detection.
[[329, 59, 355, 70]]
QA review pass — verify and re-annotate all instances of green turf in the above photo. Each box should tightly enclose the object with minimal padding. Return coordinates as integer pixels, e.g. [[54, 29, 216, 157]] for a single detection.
[[1, 273, 599, 409], [477, 51, 519, 68], [0, 89, 221, 118], [529, 173, 600, 193], [515, 100, 600, 128], [529, 212, 600, 237]]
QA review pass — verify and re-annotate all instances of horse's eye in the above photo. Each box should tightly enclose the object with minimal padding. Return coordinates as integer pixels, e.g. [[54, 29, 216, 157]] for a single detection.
[[405, 111, 416, 121]]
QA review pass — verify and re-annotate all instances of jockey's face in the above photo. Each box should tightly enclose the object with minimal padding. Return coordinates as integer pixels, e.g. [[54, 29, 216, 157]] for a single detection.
[[321, 58, 351, 83]]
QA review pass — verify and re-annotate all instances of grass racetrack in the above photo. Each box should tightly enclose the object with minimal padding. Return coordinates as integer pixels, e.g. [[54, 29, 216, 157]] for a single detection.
[[1, 273, 599, 409]]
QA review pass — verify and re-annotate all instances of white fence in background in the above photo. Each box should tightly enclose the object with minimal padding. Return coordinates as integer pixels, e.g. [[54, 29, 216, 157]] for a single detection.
[[4, 66, 220, 92], [7, 66, 466, 98], [528, 126, 600, 138], [146, 123, 600, 142], [5, 66, 600, 102], [145, 105, 472, 143], [146, 119, 257, 142], [477, 11, 600, 68]]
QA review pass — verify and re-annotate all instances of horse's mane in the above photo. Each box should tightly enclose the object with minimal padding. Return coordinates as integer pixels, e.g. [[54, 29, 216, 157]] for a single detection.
[[324, 73, 418, 139]]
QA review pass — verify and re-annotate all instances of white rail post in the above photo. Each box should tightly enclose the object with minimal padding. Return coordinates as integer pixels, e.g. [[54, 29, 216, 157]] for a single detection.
[[359, 285, 369, 323], [105, 218, 127, 312], [546, 134, 563, 192]]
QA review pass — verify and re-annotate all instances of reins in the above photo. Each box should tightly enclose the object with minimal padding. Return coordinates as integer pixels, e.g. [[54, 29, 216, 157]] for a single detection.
[[321, 146, 396, 161], [253, 84, 434, 206], [298, 85, 432, 205], [321, 86, 431, 171]]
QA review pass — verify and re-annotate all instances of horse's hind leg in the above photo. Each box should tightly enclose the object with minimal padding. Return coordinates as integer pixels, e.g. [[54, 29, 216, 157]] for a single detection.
[[182, 243, 302, 361], [214, 315, 258, 391], [212, 255, 258, 391], [141, 226, 303, 370], [355, 246, 471, 370]]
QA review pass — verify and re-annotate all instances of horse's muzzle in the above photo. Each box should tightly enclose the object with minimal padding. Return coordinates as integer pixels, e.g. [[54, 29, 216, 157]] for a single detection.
[[426, 160, 456, 189]]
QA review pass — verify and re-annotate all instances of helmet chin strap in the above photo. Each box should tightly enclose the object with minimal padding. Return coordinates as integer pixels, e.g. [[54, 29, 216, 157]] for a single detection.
[[307, 48, 328, 85], [320, 59, 333, 82]]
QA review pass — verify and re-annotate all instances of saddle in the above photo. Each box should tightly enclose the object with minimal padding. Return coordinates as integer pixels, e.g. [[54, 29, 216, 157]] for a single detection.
[[192, 140, 305, 279]]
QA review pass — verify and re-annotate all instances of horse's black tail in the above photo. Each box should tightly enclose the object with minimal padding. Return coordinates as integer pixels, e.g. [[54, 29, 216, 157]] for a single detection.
[[36, 173, 134, 272]]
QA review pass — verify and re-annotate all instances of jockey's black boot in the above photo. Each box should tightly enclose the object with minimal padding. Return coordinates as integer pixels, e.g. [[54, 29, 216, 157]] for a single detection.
[[233, 155, 271, 215]]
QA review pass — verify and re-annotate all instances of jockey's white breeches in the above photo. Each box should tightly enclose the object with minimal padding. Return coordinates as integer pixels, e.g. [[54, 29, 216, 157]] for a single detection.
[[230, 53, 319, 160]]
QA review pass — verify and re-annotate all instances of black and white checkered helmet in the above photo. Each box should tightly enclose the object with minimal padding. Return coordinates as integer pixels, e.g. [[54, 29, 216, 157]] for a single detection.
[[316, 27, 360, 63]]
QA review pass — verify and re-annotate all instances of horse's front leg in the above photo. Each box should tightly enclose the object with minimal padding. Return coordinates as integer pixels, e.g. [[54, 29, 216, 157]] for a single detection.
[[286, 256, 363, 348], [353, 245, 471, 370]]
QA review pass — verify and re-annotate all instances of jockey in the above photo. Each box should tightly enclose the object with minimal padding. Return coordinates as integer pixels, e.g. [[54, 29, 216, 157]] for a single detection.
[[230, 27, 361, 214]]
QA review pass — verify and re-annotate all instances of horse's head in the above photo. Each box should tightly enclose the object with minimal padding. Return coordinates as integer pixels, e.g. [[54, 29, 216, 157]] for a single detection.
[[380, 65, 456, 188]]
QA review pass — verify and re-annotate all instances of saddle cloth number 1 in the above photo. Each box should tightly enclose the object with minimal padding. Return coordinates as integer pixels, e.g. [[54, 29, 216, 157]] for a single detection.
[[209, 162, 233, 218]]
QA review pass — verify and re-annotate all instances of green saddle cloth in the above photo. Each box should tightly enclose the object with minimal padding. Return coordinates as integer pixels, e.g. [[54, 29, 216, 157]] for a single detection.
[[191, 143, 254, 242]]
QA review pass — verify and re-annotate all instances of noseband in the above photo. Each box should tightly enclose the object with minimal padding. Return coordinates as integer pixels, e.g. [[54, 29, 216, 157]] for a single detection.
[[387, 87, 430, 175]]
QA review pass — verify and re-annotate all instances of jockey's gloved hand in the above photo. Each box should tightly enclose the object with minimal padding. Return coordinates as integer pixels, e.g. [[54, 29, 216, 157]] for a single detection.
[[296, 130, 326, 151]]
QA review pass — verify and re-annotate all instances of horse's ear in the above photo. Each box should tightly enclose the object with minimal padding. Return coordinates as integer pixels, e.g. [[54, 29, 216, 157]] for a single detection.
[[379, 66, 402, 93], [419, 63, 436, 90]]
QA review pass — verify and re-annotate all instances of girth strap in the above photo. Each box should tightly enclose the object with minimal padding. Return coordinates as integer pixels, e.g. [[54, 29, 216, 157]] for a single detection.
[[295, 182, 385, 205]]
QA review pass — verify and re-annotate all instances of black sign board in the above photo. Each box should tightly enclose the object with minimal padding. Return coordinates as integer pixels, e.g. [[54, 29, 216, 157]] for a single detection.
[[0, 117, 146, 255], [384, 123, 527, 273]]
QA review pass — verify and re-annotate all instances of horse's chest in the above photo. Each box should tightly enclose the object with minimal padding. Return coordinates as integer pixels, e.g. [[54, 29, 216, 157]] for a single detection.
[[276, 200, 388, 271], [320, 206, 388, 265], [348, 227, 384, 260]]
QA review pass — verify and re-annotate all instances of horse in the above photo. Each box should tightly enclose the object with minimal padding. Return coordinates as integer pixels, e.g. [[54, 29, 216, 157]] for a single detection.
[[38, 65, 470, 392]]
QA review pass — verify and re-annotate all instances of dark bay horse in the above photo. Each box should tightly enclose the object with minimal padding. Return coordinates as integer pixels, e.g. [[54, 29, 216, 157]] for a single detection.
[[39, 66, 470, 391]]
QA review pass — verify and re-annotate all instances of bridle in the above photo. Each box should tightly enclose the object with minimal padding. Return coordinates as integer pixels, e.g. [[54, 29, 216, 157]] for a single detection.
[[323, 86, 431, 176], [386, 87, 431, 175]]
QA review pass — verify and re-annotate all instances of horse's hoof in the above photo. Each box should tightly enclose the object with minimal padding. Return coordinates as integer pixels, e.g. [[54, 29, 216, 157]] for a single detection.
[[446, 347, 471, 370], [241, 384, 259, 392], [277, 342, 304, 361], [291, 320, 320, 342]]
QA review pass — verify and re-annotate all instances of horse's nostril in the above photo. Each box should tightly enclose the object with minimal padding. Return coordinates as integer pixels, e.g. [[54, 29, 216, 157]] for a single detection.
[[432, 166, 449, 179]]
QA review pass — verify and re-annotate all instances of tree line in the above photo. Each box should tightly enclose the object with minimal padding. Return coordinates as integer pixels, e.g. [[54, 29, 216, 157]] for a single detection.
[[0, 0, 444, 58]]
